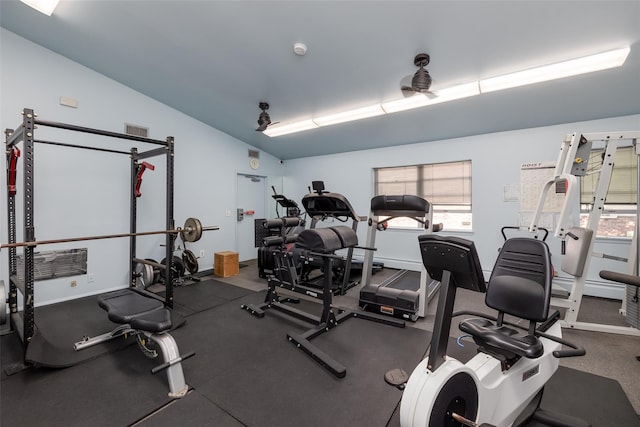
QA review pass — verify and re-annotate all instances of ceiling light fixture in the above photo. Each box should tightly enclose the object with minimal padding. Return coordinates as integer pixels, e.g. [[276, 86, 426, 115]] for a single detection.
[[313, 104, 385, 127], [479, 47, 630, 93], [262, 119, 319, 137], [262, 47, 631, 137], [20, 0, 60, 16], [382, 82, 481, 113]]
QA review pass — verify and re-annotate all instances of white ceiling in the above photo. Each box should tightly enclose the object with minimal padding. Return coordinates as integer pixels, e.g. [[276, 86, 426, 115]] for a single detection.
[[1, 1, 639, 160]]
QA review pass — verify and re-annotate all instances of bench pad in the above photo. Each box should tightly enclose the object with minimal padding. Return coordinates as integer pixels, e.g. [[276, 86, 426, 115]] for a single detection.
[[97, 289, 172, 333]]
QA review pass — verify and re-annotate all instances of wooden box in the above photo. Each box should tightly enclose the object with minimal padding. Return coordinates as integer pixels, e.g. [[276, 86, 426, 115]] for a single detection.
[[214, 251, 239, 277]]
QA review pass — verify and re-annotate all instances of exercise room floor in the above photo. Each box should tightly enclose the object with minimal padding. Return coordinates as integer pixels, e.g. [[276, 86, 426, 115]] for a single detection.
[[1, 260, 639, 426]]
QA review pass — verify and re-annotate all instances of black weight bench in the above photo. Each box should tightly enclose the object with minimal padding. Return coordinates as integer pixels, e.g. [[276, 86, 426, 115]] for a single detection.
[[75, 289, 194, 398]]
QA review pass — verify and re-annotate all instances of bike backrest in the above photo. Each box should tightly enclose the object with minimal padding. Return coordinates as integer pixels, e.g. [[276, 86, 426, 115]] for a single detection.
[[486, 237, 552, 322]]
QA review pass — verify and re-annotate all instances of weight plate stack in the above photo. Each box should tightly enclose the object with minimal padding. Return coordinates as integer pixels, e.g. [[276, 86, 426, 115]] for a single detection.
[[134, 262, 154, 290]]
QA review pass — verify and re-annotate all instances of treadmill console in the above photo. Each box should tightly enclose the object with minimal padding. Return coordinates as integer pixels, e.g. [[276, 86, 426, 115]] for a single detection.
[[370, 195, 430, 217], [302, 192, 359, 220]]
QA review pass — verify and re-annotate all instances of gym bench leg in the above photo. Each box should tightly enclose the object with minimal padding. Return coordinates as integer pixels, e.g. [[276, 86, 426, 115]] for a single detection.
[[148, 332, 189, 398]]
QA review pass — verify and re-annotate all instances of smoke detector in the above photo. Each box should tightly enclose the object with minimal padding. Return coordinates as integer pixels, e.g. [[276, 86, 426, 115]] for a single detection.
[[293, 42, 308, 56]]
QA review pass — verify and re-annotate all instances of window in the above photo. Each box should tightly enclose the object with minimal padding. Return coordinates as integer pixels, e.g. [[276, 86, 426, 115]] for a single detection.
[[580, 145, 637, 238], [374, 160, 472, 230]]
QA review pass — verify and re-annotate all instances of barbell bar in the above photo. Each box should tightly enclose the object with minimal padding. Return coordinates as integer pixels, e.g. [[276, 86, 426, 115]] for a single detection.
[[0, 217, 218, 249]]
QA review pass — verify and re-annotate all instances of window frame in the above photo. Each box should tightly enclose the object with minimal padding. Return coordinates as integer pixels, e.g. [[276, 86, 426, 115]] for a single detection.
[[579, 145, 637, 239], [373, 160, 472, 231]]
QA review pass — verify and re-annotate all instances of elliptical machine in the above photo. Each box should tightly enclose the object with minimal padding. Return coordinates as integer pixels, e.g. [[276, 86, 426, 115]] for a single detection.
[[399, 235, 588, 427]]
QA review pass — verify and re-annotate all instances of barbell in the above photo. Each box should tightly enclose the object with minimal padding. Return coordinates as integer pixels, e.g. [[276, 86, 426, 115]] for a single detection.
[[0, 217, 218, 249]]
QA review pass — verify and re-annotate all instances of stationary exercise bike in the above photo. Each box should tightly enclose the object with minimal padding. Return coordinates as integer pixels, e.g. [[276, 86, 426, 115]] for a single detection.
[[399, 235, 589, 427]]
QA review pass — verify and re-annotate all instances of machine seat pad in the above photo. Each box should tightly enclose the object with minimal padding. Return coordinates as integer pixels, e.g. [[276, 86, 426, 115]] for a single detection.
[[97, 289, 172, 332], [129, 307, 173, 333], [295, 227, 357, 253], [459, 317, 543, 359]]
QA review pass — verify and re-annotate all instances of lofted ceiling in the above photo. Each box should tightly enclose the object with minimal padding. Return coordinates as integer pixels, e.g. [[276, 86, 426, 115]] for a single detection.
[[1, 1, 639, 160]]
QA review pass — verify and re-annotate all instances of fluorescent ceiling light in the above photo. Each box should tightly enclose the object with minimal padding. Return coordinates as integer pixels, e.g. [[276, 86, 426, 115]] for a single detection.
[[313, 104, 385, 127], [381, 94, 434, 114], [262, 119, 319, 137], [263, 47, 631, 137], [20, 0, 60, 16], [479, 47, 630, 93], [382, 81, 480, 113]]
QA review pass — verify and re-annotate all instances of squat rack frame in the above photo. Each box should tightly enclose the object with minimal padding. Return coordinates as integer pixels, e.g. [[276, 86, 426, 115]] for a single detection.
[[4, 107, 176, 355]]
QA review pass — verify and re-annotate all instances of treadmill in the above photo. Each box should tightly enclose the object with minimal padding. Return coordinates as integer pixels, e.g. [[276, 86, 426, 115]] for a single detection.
[[300, 181, 381, 294], [359, 195, 441, 321]]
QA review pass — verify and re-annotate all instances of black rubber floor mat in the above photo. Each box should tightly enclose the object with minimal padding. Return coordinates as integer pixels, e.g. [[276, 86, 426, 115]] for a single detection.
[[192, 291, 432, 427], [162, 279, 255, 316], [1, 344, 175, 427], [135, 390, 245, 426]]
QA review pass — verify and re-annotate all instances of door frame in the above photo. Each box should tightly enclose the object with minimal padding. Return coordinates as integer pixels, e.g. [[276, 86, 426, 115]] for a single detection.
[[235, 172, 269, 261]]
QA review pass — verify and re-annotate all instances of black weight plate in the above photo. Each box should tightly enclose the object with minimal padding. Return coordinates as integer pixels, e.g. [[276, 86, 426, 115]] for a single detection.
[[161, 256, 185, 279], [182, 250, 199, 275]]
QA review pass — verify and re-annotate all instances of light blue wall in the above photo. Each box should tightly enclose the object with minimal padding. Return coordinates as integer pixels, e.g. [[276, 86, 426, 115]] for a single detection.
[[282, 114, 640, 299], [0, 29, 285, 305]]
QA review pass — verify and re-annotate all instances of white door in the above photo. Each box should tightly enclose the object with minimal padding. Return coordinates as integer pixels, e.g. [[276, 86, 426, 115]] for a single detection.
[[236, 174, 267, 262]]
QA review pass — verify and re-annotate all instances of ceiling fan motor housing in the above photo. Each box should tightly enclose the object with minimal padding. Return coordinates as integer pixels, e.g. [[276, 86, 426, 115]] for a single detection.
[[256, 102, 271, 131], [412, 53, 432, 91]]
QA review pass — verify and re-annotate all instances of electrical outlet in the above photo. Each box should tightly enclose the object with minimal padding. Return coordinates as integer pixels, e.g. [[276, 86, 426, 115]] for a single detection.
[[70, 280, 77, 287], [225, 210, 231, 217], [199, 250, 205, 258], [87, 273, 95, 283]]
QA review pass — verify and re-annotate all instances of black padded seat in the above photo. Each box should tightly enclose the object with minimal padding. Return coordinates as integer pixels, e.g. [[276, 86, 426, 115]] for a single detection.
[[459, 317, 543, 359], [459, 237, 553, 361], [295, 226, 357, 253], [129, 307, 172, 333], [97, 289, 172, 333]]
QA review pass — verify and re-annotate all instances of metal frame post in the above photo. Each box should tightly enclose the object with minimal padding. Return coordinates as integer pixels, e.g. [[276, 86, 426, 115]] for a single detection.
[[22, 108, 36, 346], [165, 136, 175, 308], [130, 148, 138, 288]]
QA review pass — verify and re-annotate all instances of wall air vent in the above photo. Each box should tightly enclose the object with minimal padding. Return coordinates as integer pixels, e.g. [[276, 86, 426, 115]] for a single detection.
[[125, 123, 149, 138], [248, 149, 260, 159]]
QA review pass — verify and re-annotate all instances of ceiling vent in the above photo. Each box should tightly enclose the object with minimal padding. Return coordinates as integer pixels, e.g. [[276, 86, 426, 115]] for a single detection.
[[125, 123, 149, 138]]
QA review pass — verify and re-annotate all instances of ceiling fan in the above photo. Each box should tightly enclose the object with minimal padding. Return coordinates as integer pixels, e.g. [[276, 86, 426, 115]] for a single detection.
[[256, 102, 276, 132], [401, 53, 437, 98]]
